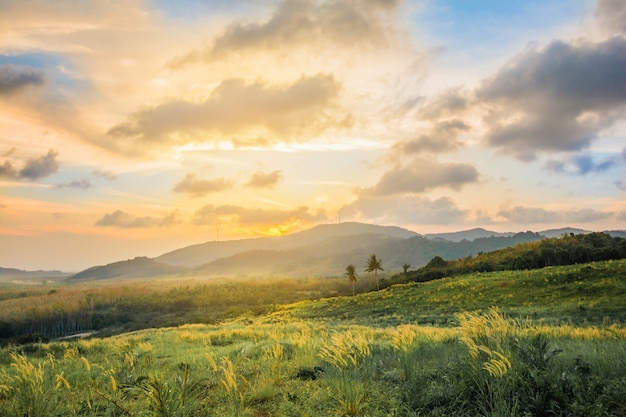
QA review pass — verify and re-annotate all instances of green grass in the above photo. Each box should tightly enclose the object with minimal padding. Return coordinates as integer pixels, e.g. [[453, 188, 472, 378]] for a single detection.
[[0, 260, 625, 416], [280, 259, 626, 327]]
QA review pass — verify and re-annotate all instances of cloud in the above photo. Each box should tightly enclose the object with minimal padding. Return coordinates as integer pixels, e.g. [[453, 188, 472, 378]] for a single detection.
[[95, 209, 180, 228], [545, 152, 621, 175], [340, 194, 468, 225], [92, 169, 117, 181], [497, 205, 612, 224], [172, 174, 232, 197], [497, 206, 562, 224], [0, 65, 45, 95], [55, 178, 92, 190], [418, 89, 468, 119], [19, 149, 59, 180], [392, 119, 470, 155], [363, 158, 479, 196], [567, 208, 613, 223], [0, 149, 59, 181], [170, 0, 400, 68], [595, 0, 626, 34], [245, 170, 283, 189], [108, 74, 349, 149], [0, 161, 17, 178], [417, 37, 626, 161], [193, 204, 326, 226], [3, 147, 16, 157], [475, 37, 626, 160]]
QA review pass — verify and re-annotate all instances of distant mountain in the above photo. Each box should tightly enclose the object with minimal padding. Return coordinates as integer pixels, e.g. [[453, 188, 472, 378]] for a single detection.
[[192, 231, 543, 278], [157, 222, 418, 268], [424, 227, 598, 242], [538, 227, 590, 238], [605, 230, 626, 238], [0, 267, 70, 280], [425, 228, 514, 242], [66, 222, 617, 282], [195, 233, 403, 277], [68, 257, 187, 281]]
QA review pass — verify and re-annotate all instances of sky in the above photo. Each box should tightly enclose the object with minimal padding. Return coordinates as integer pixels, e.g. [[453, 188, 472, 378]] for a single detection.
[[1, 0, 625, 271]]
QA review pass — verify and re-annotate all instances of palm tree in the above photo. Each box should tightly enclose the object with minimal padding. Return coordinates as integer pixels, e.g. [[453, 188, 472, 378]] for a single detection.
[[345, 264, 358, 296], [402, 263, 411, 278], [365, 254, 384, 290]]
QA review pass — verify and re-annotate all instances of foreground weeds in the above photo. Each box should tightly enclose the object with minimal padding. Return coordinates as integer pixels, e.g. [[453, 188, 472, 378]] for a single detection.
[[1, 312, 625, 416]]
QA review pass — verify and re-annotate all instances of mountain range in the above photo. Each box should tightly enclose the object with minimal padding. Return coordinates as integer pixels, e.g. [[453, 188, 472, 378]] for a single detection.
[[57, 222, 625, 282]]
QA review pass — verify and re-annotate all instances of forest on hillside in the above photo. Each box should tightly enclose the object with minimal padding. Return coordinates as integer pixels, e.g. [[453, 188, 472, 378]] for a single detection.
[[387, 232, 626, 286], [1, 232, 625, 345]]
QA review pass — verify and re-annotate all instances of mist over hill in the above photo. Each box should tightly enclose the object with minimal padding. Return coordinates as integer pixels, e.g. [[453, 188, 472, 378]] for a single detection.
[[0, 267, 70, 281], [54, 222, 626, 281], [425, 228, 514, 242], [66, 223, 549, 281], [156, 222, 418, 267], [68, 257, 187, 281]]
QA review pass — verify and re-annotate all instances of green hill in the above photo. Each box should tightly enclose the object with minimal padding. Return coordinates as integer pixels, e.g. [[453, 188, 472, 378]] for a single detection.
[[1, 259, 625, 417], [280, 259, 626, 327]]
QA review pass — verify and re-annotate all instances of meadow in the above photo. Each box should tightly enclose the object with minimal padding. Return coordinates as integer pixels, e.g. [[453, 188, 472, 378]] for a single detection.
[[1, 259, 625, 416]]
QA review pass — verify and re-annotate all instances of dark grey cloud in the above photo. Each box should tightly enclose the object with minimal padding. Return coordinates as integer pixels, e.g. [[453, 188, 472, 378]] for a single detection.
[[173, 174, 232, 197], [193, 204, 326, 225], [0, 149, 59, 181], [170, 0, 399, 67], [476, 37, 626, 160], [95, 209, 180, 228], [364, 158, 479, 196], [245, 170, 283, 189], [0, 64, 45, 95], [108, 74, 348, 148], [545, 152, 621, 175], [340, 194, 468, 225], [18, 149, 59, 180], [55, 178, 92, 190], [417, 37, 626, 161], [595, 0, 626, 34], [498, 205, 611, 224]]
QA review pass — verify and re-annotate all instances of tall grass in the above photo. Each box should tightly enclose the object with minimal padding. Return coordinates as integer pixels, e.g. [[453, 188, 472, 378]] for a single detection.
[[1, 260, 625, 416]]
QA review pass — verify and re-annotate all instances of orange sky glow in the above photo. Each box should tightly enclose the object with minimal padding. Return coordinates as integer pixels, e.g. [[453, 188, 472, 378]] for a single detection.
[[1, 0, 625, 271]]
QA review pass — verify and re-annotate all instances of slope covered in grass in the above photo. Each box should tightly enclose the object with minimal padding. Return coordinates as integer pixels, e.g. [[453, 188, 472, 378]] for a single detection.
[[281, 259, 626, 327], [1, 267, 625, 416]]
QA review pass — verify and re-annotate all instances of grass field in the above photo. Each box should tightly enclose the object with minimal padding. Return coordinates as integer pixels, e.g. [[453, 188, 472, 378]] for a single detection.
[[1, 259, 625, 416]]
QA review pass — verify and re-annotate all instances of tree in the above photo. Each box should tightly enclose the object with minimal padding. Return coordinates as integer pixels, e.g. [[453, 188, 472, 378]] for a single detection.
[[365, 254, 384, 290], [345, 264, 358, 296], [402, 264, 411, 278]]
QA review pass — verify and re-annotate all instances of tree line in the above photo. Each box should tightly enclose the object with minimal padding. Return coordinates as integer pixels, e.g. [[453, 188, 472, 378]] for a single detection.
[[384, 232, 626, 287]]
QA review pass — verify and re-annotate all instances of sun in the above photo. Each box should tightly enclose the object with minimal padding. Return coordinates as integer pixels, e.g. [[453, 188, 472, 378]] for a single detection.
[[264, 225, 289, 237]]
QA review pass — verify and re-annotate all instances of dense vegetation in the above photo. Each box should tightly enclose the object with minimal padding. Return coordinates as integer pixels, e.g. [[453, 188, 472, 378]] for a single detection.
[[1, 232, 625, 344], [0, 276, 359, 344], [389, 232, 626, 286], [0, 262, 624, 416], [1, 233, 625, 415]]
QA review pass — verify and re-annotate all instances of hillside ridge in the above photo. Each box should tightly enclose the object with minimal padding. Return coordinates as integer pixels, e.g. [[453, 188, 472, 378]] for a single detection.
[[59, 223, 626, 281]]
